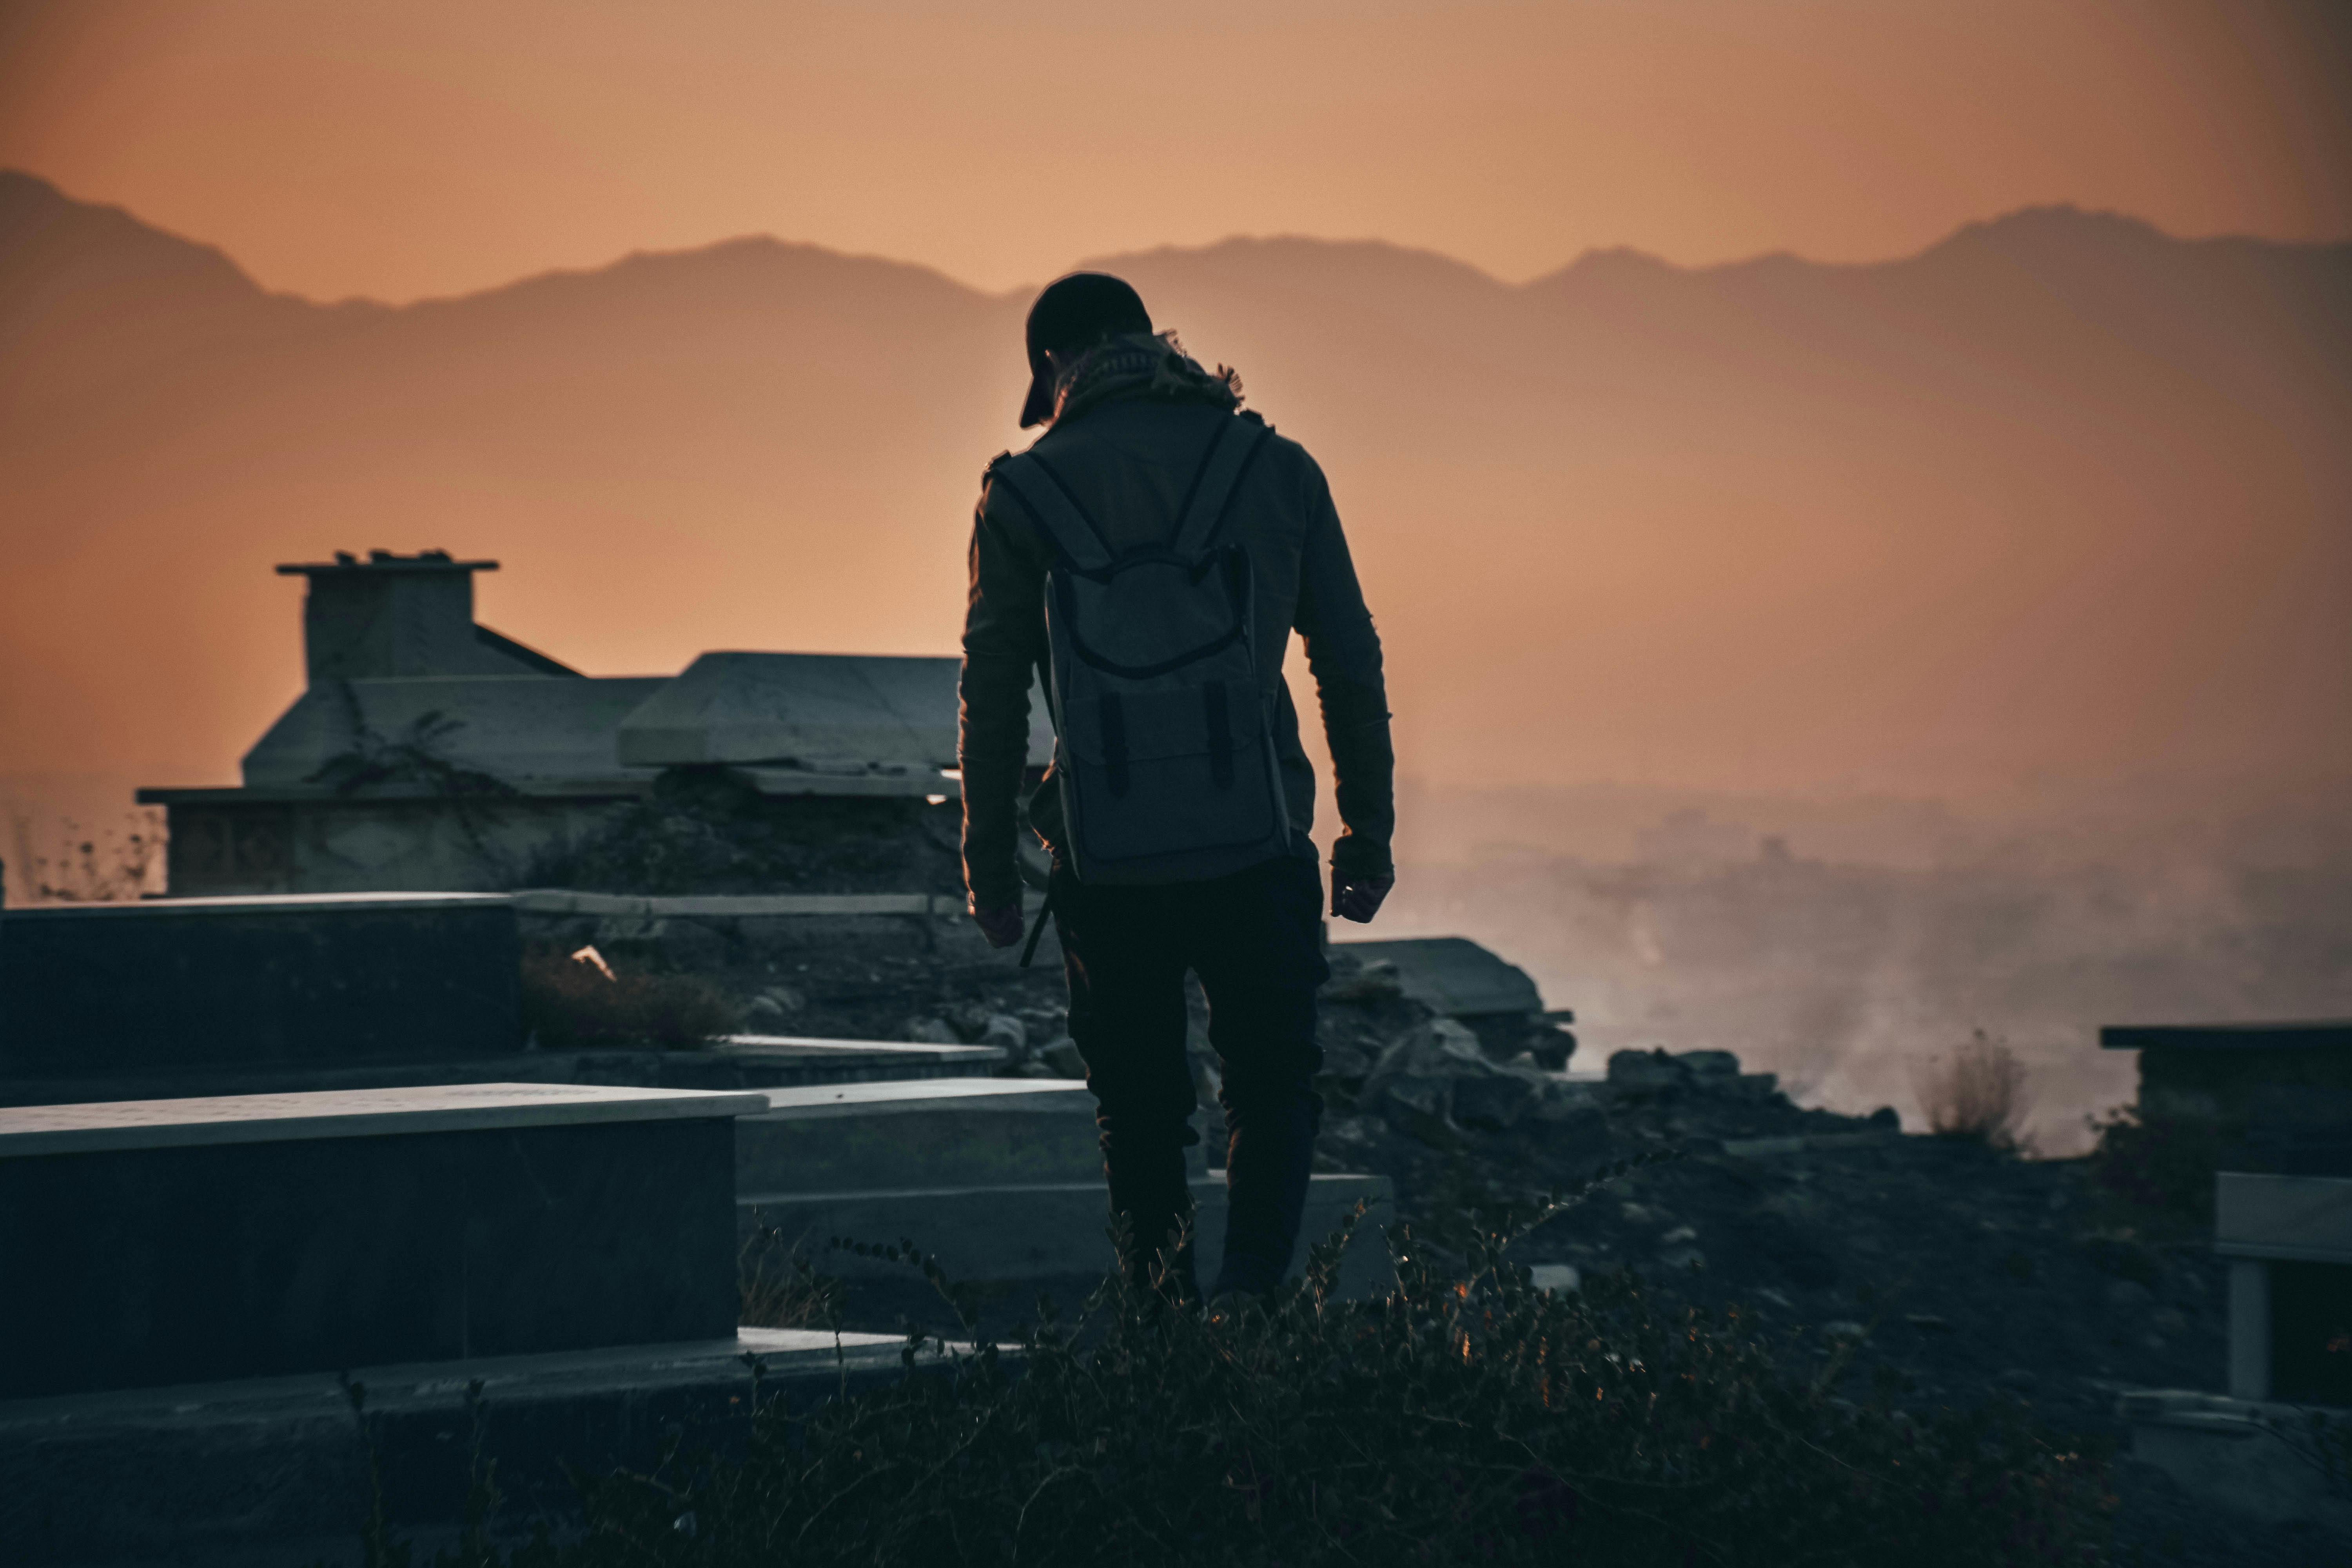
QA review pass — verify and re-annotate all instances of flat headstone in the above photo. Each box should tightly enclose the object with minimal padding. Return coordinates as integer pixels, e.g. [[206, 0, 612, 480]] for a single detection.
[[0, 892, 522, 1081], [0, 1083, 762, 1398]]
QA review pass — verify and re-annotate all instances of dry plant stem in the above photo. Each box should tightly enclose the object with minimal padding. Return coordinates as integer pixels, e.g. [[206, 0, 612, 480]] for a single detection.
[[1915, 1029, 2030, 1148]]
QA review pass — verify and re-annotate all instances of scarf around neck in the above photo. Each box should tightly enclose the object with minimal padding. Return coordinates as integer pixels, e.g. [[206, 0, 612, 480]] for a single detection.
[[1049, 330, 1243, 428]]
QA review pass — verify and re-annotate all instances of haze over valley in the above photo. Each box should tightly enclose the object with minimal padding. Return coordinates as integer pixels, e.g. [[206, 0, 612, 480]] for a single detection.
[[5, 168, 2347, 1140]]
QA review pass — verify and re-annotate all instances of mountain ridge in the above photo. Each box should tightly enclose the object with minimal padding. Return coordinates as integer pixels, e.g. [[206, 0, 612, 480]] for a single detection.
[[2, 170, 2346, 814], [21, 166, 2343, 325]]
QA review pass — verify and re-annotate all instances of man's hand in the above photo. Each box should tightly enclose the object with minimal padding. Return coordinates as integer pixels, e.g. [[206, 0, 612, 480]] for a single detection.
[[1330, 871, 1393, 924], [973, 904, 1026, 949]]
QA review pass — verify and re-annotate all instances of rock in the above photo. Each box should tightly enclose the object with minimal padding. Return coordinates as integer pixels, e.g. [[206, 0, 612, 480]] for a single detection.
[[1528, 1026, 1576, 1071], [1322, 960, 1404, 1003], [1733, 1073, 1781, 1102], [1528, 1096, 1608, 1142], [1866, 1107, 1900, 1130], [1362, 1018, 1510, 1127], [1996, 1367, 2038, 1390], [947, 1000, 995, 1041], [1452, 1066, 1542, 1131], [2105, 1278, 2156, 1313], [1821, 1321, 1869, 1341], [1659, 1224, 1698, 1245], [1008, 1060, 1057, 1078], [1606, 1049, 1689, 1091], [742, 987, 804, 1029], [1528, 1263, 1581, 1294], [979, 1013, 1028, 1053], [1619, 1202, 1662, 1226], [1657, 1246, 1706, 1272], [1040, 1037, 1087, 1080], [1675, 1050, 1741, 1080], [903, 1016, 961, 1045], [1319, 1040, 1376, 1081]]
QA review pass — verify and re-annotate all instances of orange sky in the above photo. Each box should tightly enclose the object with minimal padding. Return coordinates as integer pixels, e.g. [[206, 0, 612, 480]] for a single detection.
[[2, 0, 2348, 304]]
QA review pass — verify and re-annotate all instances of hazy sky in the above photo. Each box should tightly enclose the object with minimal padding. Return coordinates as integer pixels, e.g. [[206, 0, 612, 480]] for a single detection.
[[3, 0, 2348, 302]]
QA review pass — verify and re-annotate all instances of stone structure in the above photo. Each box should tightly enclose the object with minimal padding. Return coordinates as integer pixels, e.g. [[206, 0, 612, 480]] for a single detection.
[[2102, 1019, 2352, 1129], [1332, 935, 1574, 1063], [0, 1083, 766, 1398], [138, 551, 1051, 895], [2215, 1171, 2352, 1405], [0, 892, 521, 1088], [737, 1076, 1393, 1298]]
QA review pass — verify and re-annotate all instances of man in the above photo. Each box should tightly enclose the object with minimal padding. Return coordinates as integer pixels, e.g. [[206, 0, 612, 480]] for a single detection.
[[958, 272, 1394, 1302]]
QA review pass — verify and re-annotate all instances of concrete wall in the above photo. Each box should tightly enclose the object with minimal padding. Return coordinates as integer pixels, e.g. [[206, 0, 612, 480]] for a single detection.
[[165, 795, 634, 895]]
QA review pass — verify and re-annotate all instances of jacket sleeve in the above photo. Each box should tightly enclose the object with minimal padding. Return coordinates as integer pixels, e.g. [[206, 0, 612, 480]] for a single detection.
[[1292, 454, 1396, 880], [958, 471, 1049, 914]]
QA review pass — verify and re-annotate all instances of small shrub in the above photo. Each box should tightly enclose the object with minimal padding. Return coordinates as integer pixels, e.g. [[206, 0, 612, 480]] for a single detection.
[[739, 1223, 848, 1332], [518, 946, 738, 1051], [6, 810, 166, 904], [2083, 1107, 2232, 1226], [1915, 1030, 2030, 1149]]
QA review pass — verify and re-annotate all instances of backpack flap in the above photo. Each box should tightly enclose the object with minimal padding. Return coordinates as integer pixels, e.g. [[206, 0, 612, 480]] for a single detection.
[[1059, 678, 1281, 866], [991, 427, 1292, 882]]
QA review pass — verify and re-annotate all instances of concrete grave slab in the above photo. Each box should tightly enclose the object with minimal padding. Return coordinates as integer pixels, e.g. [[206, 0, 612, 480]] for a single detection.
[[0, 1084, 764, 1399], [0, 1327, 939, 1567], [2215, 1172, 2352, 1404], [733, 1078, 1394, 1296], [739, 1077, 1125, 1193], [0, 892, 521, 1078]]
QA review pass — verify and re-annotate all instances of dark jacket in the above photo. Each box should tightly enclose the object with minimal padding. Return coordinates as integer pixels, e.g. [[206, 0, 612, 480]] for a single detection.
[[958, 373, 1394, 914]]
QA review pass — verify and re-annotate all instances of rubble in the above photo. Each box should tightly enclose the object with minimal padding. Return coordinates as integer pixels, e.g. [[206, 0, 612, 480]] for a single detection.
[[1297, 945, 2245, 1472]]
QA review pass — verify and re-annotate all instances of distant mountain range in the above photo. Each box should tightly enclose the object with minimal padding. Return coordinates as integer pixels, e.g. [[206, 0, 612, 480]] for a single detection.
[[3, 169, 2346, 813]]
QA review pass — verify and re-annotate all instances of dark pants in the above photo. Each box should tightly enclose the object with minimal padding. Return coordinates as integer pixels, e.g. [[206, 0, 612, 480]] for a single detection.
[[1052, 854, 1330, 1298]]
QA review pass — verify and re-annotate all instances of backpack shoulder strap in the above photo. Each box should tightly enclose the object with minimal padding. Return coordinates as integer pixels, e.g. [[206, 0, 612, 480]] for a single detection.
[[1170, 415, 1275, 559], [989, 450, 1116, 572]]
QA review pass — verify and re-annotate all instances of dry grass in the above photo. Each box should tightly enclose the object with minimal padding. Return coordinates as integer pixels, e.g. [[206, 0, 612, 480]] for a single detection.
[[1914, 1029, 2031, 1150], [738, 1222, 848, 1330], [518, 944, 740, 1051]]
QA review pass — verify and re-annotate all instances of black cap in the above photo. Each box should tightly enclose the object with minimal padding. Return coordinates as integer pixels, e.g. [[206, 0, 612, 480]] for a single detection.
[[1021, 273, 1151, 427]]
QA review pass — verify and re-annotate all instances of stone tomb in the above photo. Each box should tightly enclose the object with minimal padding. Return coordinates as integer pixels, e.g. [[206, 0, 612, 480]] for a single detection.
[[0, 892, 522, 1082], [736, 1078, 1395, 1296], [2216, 1171, 2352, 1405], [0, 1083, 764, 1398]]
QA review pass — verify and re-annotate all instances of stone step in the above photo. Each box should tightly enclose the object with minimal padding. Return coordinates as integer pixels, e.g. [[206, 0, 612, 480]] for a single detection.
[[0, 1327, 940, 1566], [0, 1038, 1002, 1111], [737, 1077, 1166, 1193], [742, 1173, 1394, 1298]]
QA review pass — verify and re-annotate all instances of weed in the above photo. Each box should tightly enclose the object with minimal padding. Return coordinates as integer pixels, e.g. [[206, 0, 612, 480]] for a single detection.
[[518, 945, 739, 1050], [379, 1176, 2114, 1566], [5, 809, 166, 903], [1915, 1030, 2031, 1150], [738, 1224, 848, 1332]]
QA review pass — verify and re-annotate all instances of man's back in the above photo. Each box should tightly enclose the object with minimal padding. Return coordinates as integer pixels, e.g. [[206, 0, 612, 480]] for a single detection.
[[962, 392, 1393, 911], [956, 280, 1392, 1302]]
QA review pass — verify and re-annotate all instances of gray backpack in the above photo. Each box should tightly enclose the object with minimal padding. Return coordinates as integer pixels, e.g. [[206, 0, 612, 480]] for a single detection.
[[989, 415, 1291, 884]]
